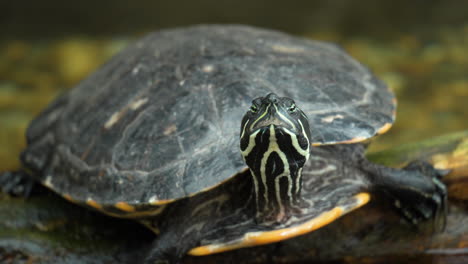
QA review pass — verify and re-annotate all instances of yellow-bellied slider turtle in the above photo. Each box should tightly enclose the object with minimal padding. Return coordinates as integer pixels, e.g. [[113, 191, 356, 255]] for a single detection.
[[1, 25, 447, 263]]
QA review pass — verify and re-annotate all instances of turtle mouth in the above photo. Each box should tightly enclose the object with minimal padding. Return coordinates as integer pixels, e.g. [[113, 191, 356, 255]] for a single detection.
[[251, 118, 296, 134]]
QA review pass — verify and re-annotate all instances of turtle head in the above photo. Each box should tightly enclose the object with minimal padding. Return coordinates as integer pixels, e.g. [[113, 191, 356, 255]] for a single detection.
[[240, 93, 311, 223]]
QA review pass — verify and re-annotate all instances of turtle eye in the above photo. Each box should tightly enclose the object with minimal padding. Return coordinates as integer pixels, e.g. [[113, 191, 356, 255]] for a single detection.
[[288, 103, 296, 113], [250, 105, 258, 113]]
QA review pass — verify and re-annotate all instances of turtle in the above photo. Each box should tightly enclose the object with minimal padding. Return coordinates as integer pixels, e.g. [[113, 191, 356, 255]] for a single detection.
[[0, 25, 447, 263]]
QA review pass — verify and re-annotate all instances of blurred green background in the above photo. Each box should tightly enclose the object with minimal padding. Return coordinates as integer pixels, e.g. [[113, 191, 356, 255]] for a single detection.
[[1, 0, 467, 171]]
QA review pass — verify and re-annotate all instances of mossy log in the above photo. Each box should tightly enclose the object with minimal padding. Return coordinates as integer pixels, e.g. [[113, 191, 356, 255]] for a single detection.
[[1, 131, 467, 264]]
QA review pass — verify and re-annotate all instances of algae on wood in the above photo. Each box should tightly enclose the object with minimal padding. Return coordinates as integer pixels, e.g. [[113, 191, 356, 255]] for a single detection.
[[1, 130, 467, 264]]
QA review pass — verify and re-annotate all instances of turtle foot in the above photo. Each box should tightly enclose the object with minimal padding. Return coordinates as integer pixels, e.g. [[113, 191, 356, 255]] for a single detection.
[[144, 237, 188, 264], [0, 171, 35, 197], [391, 161, 448, 230]]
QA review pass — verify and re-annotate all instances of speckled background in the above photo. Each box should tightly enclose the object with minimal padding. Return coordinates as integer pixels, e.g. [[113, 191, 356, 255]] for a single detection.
[[1, 0, 467, 169]]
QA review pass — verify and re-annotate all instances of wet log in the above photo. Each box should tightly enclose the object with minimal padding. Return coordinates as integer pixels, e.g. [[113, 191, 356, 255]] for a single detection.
[[1, 131, 467, 264]]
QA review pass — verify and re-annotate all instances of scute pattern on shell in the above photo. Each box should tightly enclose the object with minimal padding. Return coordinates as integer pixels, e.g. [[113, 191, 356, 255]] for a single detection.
[[21, 25, 395, 206]]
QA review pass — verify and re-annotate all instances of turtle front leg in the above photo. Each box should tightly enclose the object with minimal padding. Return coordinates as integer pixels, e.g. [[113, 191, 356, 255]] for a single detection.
[[143, 230, 199, 264], [142, 199, 211, 264], [362, 160, 448, 229], [395, 161, 448, 227], [0, 170, 36, 197]]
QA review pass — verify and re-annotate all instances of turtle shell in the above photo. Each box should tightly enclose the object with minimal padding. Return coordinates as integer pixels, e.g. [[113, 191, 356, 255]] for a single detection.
[[21, 25, 395, 212]]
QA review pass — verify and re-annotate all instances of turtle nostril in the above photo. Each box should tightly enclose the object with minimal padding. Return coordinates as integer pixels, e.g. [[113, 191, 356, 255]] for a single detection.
[[265, 93, 279, 104]]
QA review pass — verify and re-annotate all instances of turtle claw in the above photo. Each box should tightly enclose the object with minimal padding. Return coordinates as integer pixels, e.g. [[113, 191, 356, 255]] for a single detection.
[[0, 171, 35, 197], [393, 161, 448, 231]]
